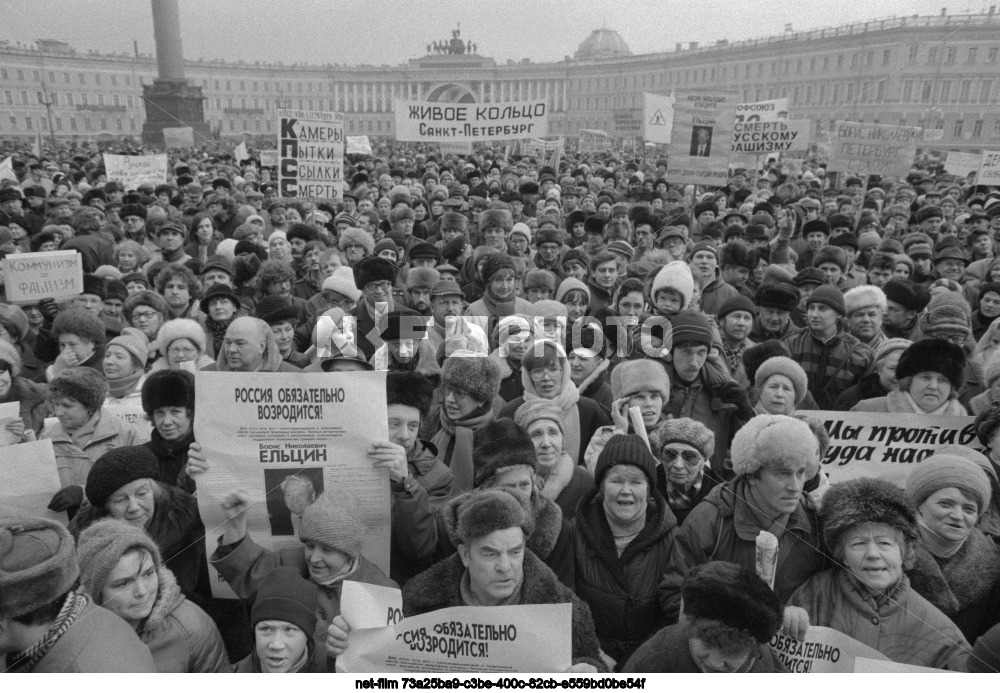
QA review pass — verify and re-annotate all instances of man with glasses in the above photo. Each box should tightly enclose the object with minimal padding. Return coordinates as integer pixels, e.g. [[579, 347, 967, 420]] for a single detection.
[[350, 256, 398, 360]]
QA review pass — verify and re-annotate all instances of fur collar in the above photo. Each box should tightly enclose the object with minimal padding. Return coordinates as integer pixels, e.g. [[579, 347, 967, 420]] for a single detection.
[[139, 567, 183, 634], [440, 488, 564, 561], [575, 359, 610, 396], [537, 452, 576, 503], [907, 528, 1000, 615]]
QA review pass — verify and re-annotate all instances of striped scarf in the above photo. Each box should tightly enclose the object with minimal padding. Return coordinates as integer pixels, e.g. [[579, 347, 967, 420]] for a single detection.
[[6, 589, 89, 673]]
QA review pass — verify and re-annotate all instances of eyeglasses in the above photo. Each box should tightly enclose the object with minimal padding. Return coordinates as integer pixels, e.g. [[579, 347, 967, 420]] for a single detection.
[[366, 281, 392, 292], [529, 366, 562, 380], [661, 448, 704, 466], [167, 345, 198, 357], [131, 310, 160, 322], [444, 385, 473, 400]]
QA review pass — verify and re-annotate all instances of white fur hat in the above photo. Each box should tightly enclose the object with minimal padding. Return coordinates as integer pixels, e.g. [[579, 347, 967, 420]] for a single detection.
[[731, 414, 819, 478], [843, 285, 887, 316]]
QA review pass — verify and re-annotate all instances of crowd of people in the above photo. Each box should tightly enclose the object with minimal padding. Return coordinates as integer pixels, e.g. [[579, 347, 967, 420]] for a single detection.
[[1, 137, 1000, 674]]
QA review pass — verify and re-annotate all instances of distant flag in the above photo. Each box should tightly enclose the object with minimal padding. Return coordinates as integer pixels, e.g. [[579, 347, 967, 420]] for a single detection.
[[0, 156, 16, 182], [234, 140, 248, 162], [31, 125, 44, 157]]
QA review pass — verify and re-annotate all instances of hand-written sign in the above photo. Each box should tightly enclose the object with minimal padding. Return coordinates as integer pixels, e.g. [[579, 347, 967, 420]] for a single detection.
[[102, 153, 169, 189], [731, 120, 810, 154], [2, 250, 83, 302], [612, 108, 643, 136], [578, 129, 609, 154], [394, 98, 548, 142], [828, 122, 920, 178], [277, 109, 344, 202], [162, 127, 194, 149], [977, 150, 1000, 186]]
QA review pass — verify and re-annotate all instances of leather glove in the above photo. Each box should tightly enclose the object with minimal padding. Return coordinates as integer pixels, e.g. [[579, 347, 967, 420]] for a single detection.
[[717, 381, 753, 418], [48, 485, 84, 512], [38, 298, 60, 321]]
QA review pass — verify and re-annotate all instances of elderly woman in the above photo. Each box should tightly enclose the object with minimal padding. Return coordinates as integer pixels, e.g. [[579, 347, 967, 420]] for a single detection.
[[514, 399, 594, 520], [834, 338, 911, 411], [852, 338, 968, 415], [150, 318, 214, 372], [44, 307, 106, 381], [649, 418, 718, 525], [624, 561, 787, 673], [140, 369, 197, 492], [198, 283, 242, 359], [0, 338, 48, 439], [785, 477, 971, 670], [43, 367, 143, 514], [752, 356, 808, 416], [155, 263, 202, 321], [904, 453, 1000, 642], [657, 415, 825, 623], [77, 518, 229, 672], [125, 290, 171, 359], [500, 339, 610, 467], [571, 434, 677, 669], [114, 239, 150, 275], [103, 328, 149, 408]]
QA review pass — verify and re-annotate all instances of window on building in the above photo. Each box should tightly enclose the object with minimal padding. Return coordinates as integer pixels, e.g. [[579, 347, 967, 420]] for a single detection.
[[846, 84, 855, 102], [81, 93, 88, 106], [819, 84, 826, 103], [946, 47, 956, 64], [928, 47, 938, 64], [227, 97, 233, 108], [95, 74, 101, 85], [25, 116, 32, 130], [79, 73, 85, 84], [940, 81, 951, 102], [32, 70, 39, 81], [883, 49, 891, 65], [793, 86, 800, 105], [954, 119, 963, 137], [968, 47, 978, 64], [909, 45, 919, 62], [70, 117, 77, 131], [866, 51, 873, 67], [796, 58, 802, 73], [66, 92, 73, 106], [960, 81, 971, 102], [990, 47, 999, 63], [8, 117, 15, 130], [974, 119, 984, 138], [116, 118, 122, 131], [97, 94, 104, 106], [3, 91, 10, 105], [837, 54, 844, 69], [982, 80, 993, 103], [810, 57, 816, 72], [16, 69, 23, 81], [214, 98, 221, 109], [806, 85, 813, 104], [921, 81, 933, 102], [55, 117, 62, 131], [876, 81, 885, 101], [228, 119, 234, 131], [63, 72, 69, 83], [20, 90, 28, 105], [823, 56, 830, 70], [902, 80, 913, 102], [226, 80, 232, 90], [113, 95, 120, 106], [127, 95, 133, 107], [129, 118, 135, 130]]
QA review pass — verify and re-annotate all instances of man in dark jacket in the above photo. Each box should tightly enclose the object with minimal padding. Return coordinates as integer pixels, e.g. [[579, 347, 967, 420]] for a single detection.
[[350, 256, 397, 360]]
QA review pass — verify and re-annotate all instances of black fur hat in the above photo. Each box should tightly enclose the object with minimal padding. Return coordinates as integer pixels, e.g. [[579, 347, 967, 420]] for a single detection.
[[741, 339, 791, 384], [141, 369, 195, 415], [895, 338, 966, 391], [473, 418, 537, 487], [819, 477, 918, 566], [720, 240, 755, 270], [583, 215, 605, 236], [681, 561, 784, 644], [754, 281, 799, 313], [386, 371, 435, 419], [353, 256, 397, 288], [441, 354, 501, 405]]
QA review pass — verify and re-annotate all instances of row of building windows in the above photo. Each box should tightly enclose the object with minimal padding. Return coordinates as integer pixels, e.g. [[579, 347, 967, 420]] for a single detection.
[[2, 90, 137, 108], [5, 113, 137, 133]]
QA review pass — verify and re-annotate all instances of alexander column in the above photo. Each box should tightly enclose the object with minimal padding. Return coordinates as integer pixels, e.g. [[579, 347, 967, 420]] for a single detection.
[[141, 0, 211, 147]]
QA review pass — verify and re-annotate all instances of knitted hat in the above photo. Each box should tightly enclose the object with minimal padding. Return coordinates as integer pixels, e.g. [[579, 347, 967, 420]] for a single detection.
[[858, 230, 882, 252], [668, 311, 713, 348], [51, 307, 106, 345], [872, 338, 912, 366], [883, 278, 930, 312], [513, 399, 564, 433], [594, 433, 658, 488], [895, 338, 966, 391], [0, 303, 29, 342], [976, 400, 1000, 447], [373, 238, 399, 258], [105, 327, 149, 368], [338, 227, 375, 255], [0, 339, 23, 376], [843, 285, 887, 316], [441, 353, 501, 404], [321, 266, 363, 302], [77, 518, 162, 606], [198, 282, 241, 315], [807, 284, 847, 316], [456, 488, 533, 544], [524, 269, 556, 292], [717, 295, 757, 320], [156, 317, 207, 356], [650, 261, 694, 308], [755, 282, 799, 312], [531, 300, 568, 321], [688, 240, 719, 262], [250, 566, 320, 638], [125, 290, 170, 319], [48, 366, 108, 412], [386, 371, 435, 419], [406, 267, 440, 292], [813, 245, 848, 272], [906, 453, 992, 516], [731, 414, 818, 477], [610, 359, 670, 401], [85, 446, 160, 507], [0, 517, 80, 618], [298, 495, 364, 558], [919, 292, 972, 339], [555, 277, 590, 304], [680, 561, 784, 645], [141, 369, 195, 415], [754, 356, 808, 405], [473, 418, 537, 487], [655, 417, 715, 460], [561, 248, 590, 270], [510, 223, 532, 242], [480, 253, 517, 285], [820, 478, 918, 559], [793, 268, 826, 287]]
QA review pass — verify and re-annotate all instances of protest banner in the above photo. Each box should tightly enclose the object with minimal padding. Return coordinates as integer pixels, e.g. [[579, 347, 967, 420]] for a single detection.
[[102, 399, 151, 444], [341, 580, 403, 630], [162, 126, 194, 149], [977, 150, 1000, 186], [770, 626, 889, 673], [194, 370, 390, 598], [394, 98, 548, 142], [339, 602, 572, 673], [102, 153, 169, 189], [259, 149, 278, 168], [2, 250, 83, 302], [922, 129, 945, 142], [612, 108, 643, 137], [578, 129, 609, 154], [943, 150, 982, 177], [731, 119, 811, 155], [277, 109, 345, 202], [0, 155, 18, 182], [810, 410, 983, 488], [233, 140, 248, 162], [854, 657, 950, 673], [0, 401, 20, 447], [735, 97, 789, 123], [439, 141, 473, 156], [0, 438, 66, 522], [827, 122, 920, 178], [521, 137, 563, 159], [665, 90, 738, 186], [642, 92, 675, 144], [346, 135, 373, 156]]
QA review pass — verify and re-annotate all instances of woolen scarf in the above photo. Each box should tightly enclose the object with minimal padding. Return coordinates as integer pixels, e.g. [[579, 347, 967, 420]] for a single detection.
[[6, 589, 89, 672], [205, 315, 235, 356], [521, 346, 582, 462], [432, 403, 494, 494], [480, 287, 516, 347], [106, 368, 143, 399]]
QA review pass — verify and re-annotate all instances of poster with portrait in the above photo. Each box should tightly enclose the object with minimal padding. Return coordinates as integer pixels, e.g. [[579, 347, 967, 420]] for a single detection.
[[665, 90, 738, 186]]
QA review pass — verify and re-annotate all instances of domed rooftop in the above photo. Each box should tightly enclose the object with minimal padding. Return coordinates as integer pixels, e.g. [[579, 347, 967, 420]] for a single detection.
[[575, 28, 631, 60]]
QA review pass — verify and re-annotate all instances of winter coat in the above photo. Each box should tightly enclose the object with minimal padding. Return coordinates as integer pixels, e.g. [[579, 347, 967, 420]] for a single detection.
[[851, 389, 969, 415], [370, 339, 442, 379], [135, 568, 229, 672], [834, 371, 888, 411], [392, 486, 576, 590], [0, 374, 48, 434], [491, 350, 526, 404], [622, 623, 788, 673], [907, 528, 1000, 642], [350, 300, 390, 360], [698, 273, 740, 318], [26, 594, 155, 672], [141, 429, 196, 492], [538, 452, 594, 521], [788, 568, 971, 671], [42, 407, 142, 488], [571, 489, 677, 669], [783, 327, 873, 410], [576, 360, 613, 415], [210, 533, 396, 672], [499, 394, 610, 467], [403, 549, 607, 672], [232, 649, 325, 673], [657, 478, 824, 623]]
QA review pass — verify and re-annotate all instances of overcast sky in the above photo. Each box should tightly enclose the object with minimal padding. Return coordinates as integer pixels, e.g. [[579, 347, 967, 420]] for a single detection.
[[0, 0, 988, 65]]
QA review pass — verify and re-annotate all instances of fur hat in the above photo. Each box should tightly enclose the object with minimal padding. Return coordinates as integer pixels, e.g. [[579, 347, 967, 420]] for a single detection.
[[594, 433, 658, 487], [125, 290, 169, 320], [741, 340, 790, 384], [906, 453, 992, 516], [754, 356, 808, 405], [0, 303, 29, 342], [456, 488, 534, 544], [298, 495, 364, 559], [650, 261, 694, 308], [386, 371, 435, 419], [813, 245, 848, 272], [883, 278, 930, 312], [49, 366, 108, 412], [843, 285, 887, 316], [655, 417, 715, 460], [85, 446, 160, 507], [473, 418, 537, 487], [250, 566, 320, 638], [480, 253, 517, 285], [919, 292, 972, 339], [141, 369, 195, 415], [717, 295, 757, 320], [0, 339, 23, 376], [0, 517, 80, 618], [514, 399, 564, 433], [976, 400, 1000, 447], [338, 227, 375, 255], [680, 561, 784, 645], [720, 241, 754, 270], [156, 318, 206, 357], [479, 208, 512, 233], [406, 268, 440, 293], [731, 414, 817, 477], [51, 307, 106, 346], [820, 478, 918, 561], [441, 353, 501, 404], [353, 256, 397, 288], [105, 327, 149, 368], [755, 281, 799, 312], [77, 518, 162, 606], [807, 284, 847, 316], [611, 359, 670, 401], [524, 269, 556, 292], [895, 338, 966, 390]]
